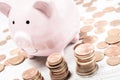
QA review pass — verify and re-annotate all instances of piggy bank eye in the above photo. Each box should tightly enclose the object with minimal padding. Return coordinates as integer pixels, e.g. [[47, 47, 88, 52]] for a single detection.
[[12, 21, 15, 24], [26, 20, 30, 24]]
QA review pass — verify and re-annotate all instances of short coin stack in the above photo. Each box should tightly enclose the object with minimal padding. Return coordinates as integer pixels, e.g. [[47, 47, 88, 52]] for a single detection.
[[74, 43, 98, 76], [46, 53, 70, 80], [22, 68, 44, 80]]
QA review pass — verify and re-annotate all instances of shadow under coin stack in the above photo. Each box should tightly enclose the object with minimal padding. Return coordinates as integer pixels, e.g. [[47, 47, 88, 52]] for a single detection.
[[74, 43, 98, 76], [22, 68, 44, 80], [46, 53, 70, 80]]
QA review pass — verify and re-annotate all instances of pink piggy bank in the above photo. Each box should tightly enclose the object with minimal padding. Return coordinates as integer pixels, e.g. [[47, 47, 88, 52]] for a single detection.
[[0, 0, 80, 58]]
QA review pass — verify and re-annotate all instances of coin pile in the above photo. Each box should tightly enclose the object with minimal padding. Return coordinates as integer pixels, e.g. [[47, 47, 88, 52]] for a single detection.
[[22, 68, 44, 80], [46, 53, 70, 80], [74, 43, 98, 76]]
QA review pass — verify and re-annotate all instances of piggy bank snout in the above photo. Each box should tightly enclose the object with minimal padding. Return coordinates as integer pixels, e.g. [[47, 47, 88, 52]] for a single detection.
[[14, 32, 37, 53], [14, 32, 31, 47]]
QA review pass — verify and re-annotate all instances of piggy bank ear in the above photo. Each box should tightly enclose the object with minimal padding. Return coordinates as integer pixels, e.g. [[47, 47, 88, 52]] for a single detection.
[[33, 1, 51, 17], [0, 2, 11, 17]]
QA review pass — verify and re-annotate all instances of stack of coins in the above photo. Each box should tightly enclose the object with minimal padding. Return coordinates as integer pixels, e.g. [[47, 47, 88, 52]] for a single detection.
[[22, 68, 44, 80], [46, 53, 70, 80], [74, 43, 98, 76]]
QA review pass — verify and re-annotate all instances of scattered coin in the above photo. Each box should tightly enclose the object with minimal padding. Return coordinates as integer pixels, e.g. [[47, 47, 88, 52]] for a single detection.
[[0, 40, 7, 46], [6, 35, 11, 40], [96, 41, 109, 49], [104, 45, 120, 57], [92, 12, 105, 18], [83, 18, 94, 24], [75, 0, 84, 4], [82, 36, 98, 44], [7, 55, 25, 65], [83, 2, 92, 7], [4, 60, 11, 66], [110, 20, 120, 26], [80, 25, 93, 33], [94, 27, 105, 34], [0, 54, 6, 62], [86, 6, 97, 12], [105, 35, 120, 44], [94, 20, 108, 27], [115, 7, 120, 13], [2, 28, 9, 33], [107, 56, 120, 66], [107, 28, 120, 36], [103, 7, 115, 13], [94, 51, 104, 62], [0, 64, 5, 72]]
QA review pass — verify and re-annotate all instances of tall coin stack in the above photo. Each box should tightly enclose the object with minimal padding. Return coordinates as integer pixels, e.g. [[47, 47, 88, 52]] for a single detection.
[[22, 68, 44, 80], [46, 53, 70, 80], [74, 43, 98, 76]]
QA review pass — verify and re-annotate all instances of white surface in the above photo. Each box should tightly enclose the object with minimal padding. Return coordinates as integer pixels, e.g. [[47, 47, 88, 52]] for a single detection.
[[0, 0, 120, 80]]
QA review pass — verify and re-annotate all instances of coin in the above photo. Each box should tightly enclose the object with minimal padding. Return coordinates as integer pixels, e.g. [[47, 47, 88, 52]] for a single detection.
[[6, 35, 11, 40], [7, 55, 25, 65], [80, 25, 93, 33], [22, 68, 39, 80], [92, 12, 105, 18], [110, 20, 120, 26], [94, 20, 108, 27], [82, 36, 98, 44], [96, 41, 109, 49], [0, 54, 6, 62], [2, 28, 9, 33], [0, 40, 7, 46], [107, 28, 120, 36], [94, 51, 104, 62], [107, 56, 120, 66], [105, 35, 120, 44], [47, 53, 63, 66], [0, 64, 5, 72], [86, 7, 97, 12], [74, 43, 94, 56], [104, 45, 120, 57], [103, 7, 115, 13], [115, 7, 120, 13]]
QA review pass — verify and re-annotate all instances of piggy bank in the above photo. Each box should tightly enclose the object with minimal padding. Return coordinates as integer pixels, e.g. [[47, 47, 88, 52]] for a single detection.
[[0, 0, 80, 58]]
